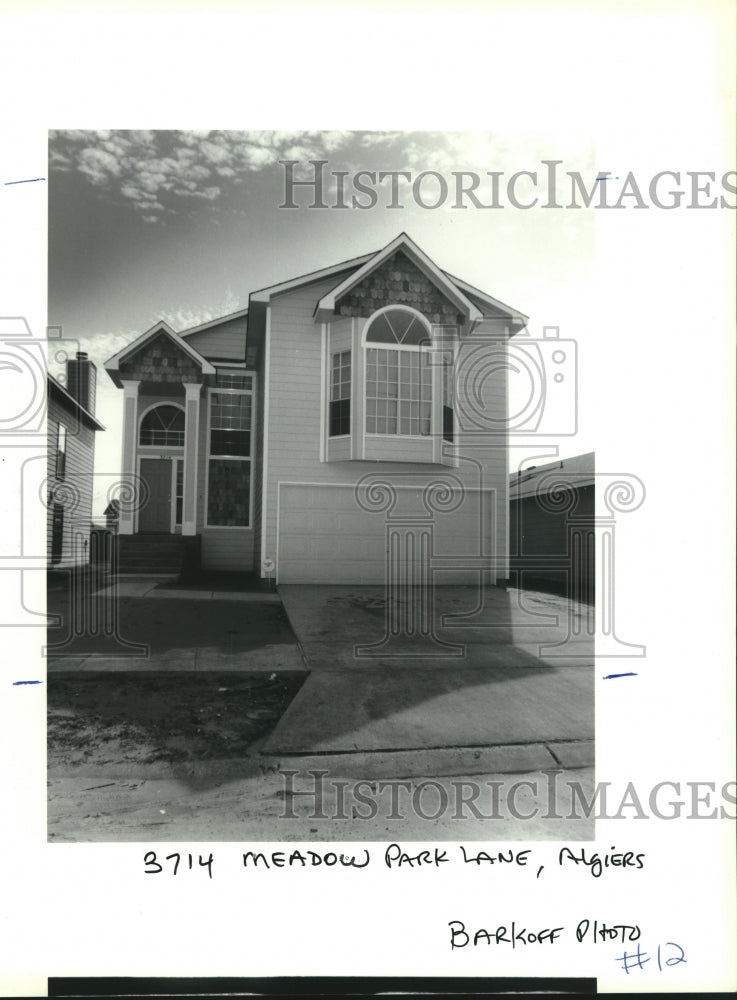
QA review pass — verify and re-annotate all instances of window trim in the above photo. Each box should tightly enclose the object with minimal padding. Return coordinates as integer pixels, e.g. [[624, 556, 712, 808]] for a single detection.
[[362, 306, 435, 440], [137, 401, 186, 451], [328, 348, 352, 439], [55, 422, 67, 480], [204, 371, 256, 530]]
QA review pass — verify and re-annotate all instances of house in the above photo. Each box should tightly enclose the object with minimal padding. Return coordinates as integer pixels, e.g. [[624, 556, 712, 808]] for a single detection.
[[47, 352, 104, 568], [104, 233, 528, 584], [509, 452, 595, 603]]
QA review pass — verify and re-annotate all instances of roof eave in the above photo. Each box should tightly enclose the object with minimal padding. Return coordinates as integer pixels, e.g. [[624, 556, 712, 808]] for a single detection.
[[48, 376, 105, 431]]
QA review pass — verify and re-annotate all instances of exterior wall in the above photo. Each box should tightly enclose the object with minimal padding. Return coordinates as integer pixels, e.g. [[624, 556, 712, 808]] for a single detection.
[[262, 277, 509, 584], [47, 395, 96, 568], [184, 316, 247, 361]]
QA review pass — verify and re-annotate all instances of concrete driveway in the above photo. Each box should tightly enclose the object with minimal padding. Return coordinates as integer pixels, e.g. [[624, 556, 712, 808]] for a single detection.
[[265, 585, 594, 764]]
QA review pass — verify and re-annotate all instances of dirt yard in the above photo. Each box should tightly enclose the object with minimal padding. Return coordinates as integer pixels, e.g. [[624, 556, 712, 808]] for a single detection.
[[48, 671, 306, 769]]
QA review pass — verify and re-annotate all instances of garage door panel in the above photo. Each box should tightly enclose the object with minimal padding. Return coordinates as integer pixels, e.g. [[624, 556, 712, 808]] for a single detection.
[[277, 484, 491, 584]]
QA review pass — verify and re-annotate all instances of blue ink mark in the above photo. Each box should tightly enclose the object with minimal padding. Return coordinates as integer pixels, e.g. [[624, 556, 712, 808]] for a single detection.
[[4, 177, 46, 186], [603, 672, 638, 679], [13, 680, 42, 685]]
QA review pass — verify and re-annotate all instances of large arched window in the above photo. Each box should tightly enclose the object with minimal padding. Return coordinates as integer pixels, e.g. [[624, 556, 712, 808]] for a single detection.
[[139, 404, 185, 447], [364, 307, 432, 436]]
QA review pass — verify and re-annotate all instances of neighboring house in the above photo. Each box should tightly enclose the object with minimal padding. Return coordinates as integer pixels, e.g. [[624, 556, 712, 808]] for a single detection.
[[47, 352, 104, 568], [104, 233, 528, 584], [509, 452, 595, 603]]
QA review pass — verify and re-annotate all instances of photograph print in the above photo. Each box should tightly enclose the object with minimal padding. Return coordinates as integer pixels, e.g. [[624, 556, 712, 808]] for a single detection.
[[45, 129, 601, 843]]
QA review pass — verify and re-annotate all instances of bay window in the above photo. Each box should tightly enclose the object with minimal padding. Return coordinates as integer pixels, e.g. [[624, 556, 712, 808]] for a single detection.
[[365, 307, 432, 437]]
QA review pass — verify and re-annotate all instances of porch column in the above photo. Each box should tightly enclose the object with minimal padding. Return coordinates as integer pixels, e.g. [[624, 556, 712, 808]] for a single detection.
[[182, 382, 202, 536], [119, 380, 140, 535]]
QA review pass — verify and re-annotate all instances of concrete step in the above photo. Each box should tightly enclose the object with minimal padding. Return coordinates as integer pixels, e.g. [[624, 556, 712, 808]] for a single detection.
[[117, 536, 187, 575]]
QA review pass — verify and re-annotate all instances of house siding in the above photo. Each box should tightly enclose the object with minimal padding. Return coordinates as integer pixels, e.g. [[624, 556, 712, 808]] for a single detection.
[[184, 316, 247, 361], [47, 394, 96, 568], [263, 280, 509, 583]]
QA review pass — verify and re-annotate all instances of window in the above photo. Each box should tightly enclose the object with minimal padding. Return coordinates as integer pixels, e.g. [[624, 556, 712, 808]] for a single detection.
[[209, 392, 251, 457], [207, 374, 253, 527], [442, 356, 454, 443], [55, 423, 67, 479], [365, 308, 432, 437], [175, 459, 183, 526], [366, 349, 432, 435], [216, 371, 253, 391], [140, 405, 185, 447], [329, 350, 351, 436]]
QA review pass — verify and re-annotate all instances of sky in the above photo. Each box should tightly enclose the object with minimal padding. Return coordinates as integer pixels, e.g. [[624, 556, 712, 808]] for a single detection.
[[48, 128, 599, 516]]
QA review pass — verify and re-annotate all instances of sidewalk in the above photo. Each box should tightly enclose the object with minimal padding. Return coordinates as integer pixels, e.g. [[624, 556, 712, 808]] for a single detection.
[[46, 575, 305, 673]]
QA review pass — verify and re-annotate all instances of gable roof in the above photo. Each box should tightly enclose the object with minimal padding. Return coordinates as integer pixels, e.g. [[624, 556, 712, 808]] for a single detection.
[[104, 321, 216, 387], [314, 233, 481, 324], [178, 306, 249, 340], [445, 274, 528, 330], [248, 233, 528, 332], [48, 372, 105, 431], [249, 252, 375, 304]]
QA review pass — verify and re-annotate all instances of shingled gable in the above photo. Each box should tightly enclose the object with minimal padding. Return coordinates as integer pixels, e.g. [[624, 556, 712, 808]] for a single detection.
[[104, 321, 215, 388], [314, 233, 482, 324]]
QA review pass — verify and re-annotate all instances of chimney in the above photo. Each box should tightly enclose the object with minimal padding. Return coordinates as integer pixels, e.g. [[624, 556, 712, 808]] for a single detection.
[[67, 351, 97, 416]]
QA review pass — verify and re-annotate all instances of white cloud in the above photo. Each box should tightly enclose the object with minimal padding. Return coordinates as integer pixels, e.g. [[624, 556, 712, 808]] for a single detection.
[[48, 129, 360, 221]]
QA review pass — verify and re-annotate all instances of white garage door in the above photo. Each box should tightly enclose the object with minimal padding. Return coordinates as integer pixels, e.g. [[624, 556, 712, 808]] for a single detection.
[[277, 482, 493, 584]]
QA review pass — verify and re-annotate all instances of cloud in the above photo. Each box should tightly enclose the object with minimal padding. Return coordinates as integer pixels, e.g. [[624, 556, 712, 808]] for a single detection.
[[48, 129, 355, 221], [50, 129, 587, 222]]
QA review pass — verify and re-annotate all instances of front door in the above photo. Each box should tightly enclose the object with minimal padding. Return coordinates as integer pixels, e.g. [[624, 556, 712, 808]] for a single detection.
[[139, 458, 173, 532]]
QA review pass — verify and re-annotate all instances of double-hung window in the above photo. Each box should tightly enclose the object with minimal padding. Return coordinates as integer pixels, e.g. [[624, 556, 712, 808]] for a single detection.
[[206, 370, 253, 527], [329, 350, 351, 437]]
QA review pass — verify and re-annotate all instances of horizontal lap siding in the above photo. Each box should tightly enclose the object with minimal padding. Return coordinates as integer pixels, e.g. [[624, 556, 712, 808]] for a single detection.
[[47, 397, 96, 567], [264, 288, 510, 583], [202, 528, 254, 570], [184, 317, 247, 361]]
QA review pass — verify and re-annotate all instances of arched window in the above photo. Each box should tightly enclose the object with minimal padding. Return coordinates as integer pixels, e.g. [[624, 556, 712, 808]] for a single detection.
[[139, 404, 185, 447], [364, 307, 432, 436]]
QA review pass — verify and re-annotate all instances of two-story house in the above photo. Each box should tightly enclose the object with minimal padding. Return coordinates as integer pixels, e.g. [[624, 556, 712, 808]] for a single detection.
[[104, 233, 527, 584], [47, 352, 104, 568]]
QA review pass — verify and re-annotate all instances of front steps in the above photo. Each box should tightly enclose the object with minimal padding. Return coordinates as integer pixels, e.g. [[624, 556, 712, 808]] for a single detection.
[[117, 533, 188, 576]]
